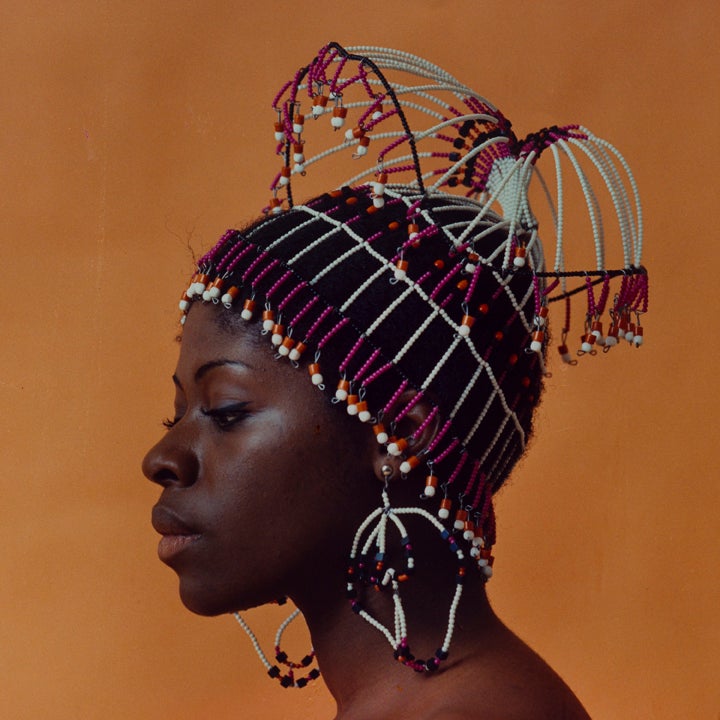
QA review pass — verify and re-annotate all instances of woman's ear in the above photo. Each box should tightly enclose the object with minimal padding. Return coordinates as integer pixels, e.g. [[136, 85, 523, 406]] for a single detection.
[[371, 389, 441, 483]]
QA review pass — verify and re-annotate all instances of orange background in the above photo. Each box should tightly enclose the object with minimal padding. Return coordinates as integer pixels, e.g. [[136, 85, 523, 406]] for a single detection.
[[1, 2, 718, 718]]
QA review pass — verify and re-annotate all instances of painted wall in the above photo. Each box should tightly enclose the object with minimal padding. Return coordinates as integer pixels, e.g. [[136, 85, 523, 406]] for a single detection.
[[1, 2, 717, 718]]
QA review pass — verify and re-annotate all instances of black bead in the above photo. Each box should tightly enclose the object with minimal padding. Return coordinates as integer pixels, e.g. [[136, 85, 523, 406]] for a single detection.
[[435, 648, 449, 660], [280, 675, 294, 688], [453, 137, 465, 149], [301, 654, 313, 667], [295, 677, 308, 688], [275, 651, 288, 663], [449, 152, 461, 162], [426, 657, 439, 672], [268, 666, 281, 678], [309, 669, 321, 680]]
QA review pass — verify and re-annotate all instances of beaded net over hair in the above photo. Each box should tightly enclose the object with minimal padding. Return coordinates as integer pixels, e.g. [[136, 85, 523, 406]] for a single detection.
[[177, 43, 648, 680]]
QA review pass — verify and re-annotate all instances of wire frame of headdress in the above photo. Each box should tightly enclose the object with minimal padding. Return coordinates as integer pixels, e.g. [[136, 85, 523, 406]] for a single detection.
[[268, 42, 648, 351]]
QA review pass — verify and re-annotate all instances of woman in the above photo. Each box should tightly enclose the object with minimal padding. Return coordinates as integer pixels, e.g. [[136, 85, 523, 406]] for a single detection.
[[143, 43, 647, 718]]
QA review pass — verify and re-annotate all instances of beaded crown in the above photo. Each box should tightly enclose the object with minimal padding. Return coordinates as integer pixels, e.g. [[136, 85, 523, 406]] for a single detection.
[[179, 42, 648, 559]]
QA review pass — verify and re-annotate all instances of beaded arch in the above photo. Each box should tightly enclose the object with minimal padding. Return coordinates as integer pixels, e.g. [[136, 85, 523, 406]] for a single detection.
[[177, 42, 648, 679]]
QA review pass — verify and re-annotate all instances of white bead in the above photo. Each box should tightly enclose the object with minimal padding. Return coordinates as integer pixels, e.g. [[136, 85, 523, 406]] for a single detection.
[[453, 519, 465, 531], [625, 330, 635, 342], [274, 131, 284, 142], [399, 460, 412, 474], [477, 558, 488, 567], [394, 268, 406, 281], [530, 340, 543, 353], [294, 163, 305, 173], [271, 205, 283, 215], [536, 315, 547, 327], [375, 431, 388, 444], [347, 403, 358, 416], [387, 442, 401, 456], [473, 536, 483, 547], [293, 152, 304, 163], [371, 181, 385, 196], [633, 335, 643, 347], [221, 293, 233, 305], [311, 372, 323, 386], [312, 105, 324, 118], [464, 262, 476, 273], [470, 547, 480, 558], [335, 388, 348, 401], [482, 565, 493, 579], [186, 285, 196, 298], [373, 196, 385, 209], [180, 315, 186, 325], [240, 308, 253, 320], [278, 345, 290, 356], [179, 299, 190, 312], [289, 348, 301, 361], [345, 128, 355, 141], [358, 410, 371, 423], [279, 175, 289, 186], [271, 333, 283, 346], [581, 341, 593, 353], [354, 145, 368, 157], [408, 232, 418, 242], [458, 324, 471, 337], [372, 110, 383, 120], [560, 351, 572, 363], [617, 328, 626, 339], [262, 319, 275, 332], [202, 290, 212, 302], [605, 336, 618, 347], [407, 558, 414, 569], [193, 281, 206, 295], [209, 286, 221, 299], [331, 116, 344, 128], [513, 256, 526, 268], [438, 508, 450, 520], [293, 122, 303, 134], [463, 529, 475, 541], [424, 485, 436, 498]]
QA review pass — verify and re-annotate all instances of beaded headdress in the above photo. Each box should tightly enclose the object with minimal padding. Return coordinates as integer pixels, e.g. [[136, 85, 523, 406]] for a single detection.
[[178, 43, 647, 682]]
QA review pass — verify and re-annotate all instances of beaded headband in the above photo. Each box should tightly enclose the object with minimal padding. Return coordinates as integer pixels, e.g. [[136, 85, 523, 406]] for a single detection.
[[177, 44, 647, 677]]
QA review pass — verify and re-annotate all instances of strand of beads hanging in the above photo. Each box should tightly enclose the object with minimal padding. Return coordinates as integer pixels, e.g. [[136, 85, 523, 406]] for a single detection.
[[525, 265, 648, 364], [233, 607, 321, 689], [346, 487, 476, 673]]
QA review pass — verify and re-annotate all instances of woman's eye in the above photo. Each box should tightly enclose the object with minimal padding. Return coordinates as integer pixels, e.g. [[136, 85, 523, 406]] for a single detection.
[[202, 402, 250, 430]]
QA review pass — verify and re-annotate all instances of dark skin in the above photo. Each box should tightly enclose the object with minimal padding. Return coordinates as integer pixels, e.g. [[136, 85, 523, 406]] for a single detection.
[[143, 302, 590, 719]]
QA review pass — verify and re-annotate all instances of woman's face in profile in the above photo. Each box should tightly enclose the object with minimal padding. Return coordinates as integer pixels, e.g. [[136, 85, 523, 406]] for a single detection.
[[143, 302, 377, 616]]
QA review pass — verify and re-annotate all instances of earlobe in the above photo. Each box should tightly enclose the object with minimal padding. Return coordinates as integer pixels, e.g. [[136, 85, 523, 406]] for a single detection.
[[371, 390, 441, 483]]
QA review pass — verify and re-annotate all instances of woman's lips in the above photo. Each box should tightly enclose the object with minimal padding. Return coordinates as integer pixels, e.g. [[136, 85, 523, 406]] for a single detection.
[[152, 504, 201, 562], [157, 533, 201, 562]]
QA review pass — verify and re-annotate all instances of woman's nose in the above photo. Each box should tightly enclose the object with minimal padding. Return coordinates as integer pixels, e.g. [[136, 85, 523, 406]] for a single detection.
[[142, 428, 199, 488]]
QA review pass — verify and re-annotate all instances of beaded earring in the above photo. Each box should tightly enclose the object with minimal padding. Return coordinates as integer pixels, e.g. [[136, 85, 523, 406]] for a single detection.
[[346, 475, 474, 673], [233, 602, 320, 689]]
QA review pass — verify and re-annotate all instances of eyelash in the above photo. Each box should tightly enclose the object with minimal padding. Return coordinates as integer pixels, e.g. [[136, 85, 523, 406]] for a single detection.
[[162, 402, 250, 432]]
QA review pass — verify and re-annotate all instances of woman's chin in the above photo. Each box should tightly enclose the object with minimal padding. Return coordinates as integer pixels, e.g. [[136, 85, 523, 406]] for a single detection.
[[178, 579, 267, 617]]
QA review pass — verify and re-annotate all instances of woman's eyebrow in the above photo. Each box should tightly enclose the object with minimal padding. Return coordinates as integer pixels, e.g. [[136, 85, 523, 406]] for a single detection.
[[171, 359, 254, 390], [194, 359, 254, 381]]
